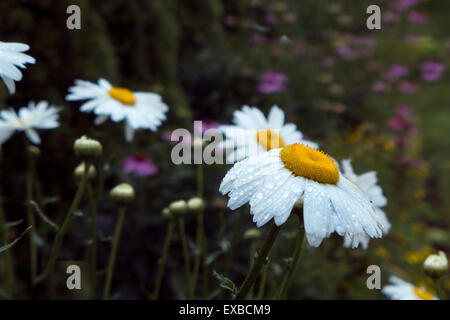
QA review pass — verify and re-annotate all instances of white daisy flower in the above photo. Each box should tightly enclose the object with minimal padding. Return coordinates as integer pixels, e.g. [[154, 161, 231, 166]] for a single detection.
[[0, 41, 35, 94], [340, 159, 390, 249], [66, 78, 169, 142], [219, 143, 389, 247], [382, 276, 438, 300], [0, 101, 60, 145], [219, 105, 318, 163]]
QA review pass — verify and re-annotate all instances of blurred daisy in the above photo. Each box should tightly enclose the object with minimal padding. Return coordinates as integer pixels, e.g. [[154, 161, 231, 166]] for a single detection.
[[219, 143, 389, 247], [219, 105, 318, 163], [0, 101, 60, 145], [382, 276, 438, 300], [122, 153, 158, 178], [0, 41, 35, 94], [340, 159, 390, 249], [66, 79, 169, 142]]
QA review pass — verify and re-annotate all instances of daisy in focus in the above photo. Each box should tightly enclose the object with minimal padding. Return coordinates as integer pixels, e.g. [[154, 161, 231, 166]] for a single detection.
[[382, 276, 438, 300], [219, 105, 318, 163], [66, 79, 169, 142], [340, 159, 391, 249], [219, 143, 389, 247], [0, 101, 60, 145], [122, 153, 158, 178], [0, 41, 35, 94]]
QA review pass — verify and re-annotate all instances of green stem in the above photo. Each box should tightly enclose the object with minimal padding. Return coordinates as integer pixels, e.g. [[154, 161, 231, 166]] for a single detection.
[[151, 218, 175, 300], [102, 204, 126, 300], [274, 218, 305, 299], [26, 158, 37, 283], [192, 211, 205, 298], [435, 279, 445, 300], [0, 191, 14, 298], [256, 262, 269, 299], [234, 222, 280, 300], [86, 182, 98, 295], [35, 161, 91, 285], [178, 216, 193, 299]]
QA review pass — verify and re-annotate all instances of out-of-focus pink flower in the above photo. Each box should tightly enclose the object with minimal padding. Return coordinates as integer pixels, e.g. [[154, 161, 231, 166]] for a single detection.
[[398, 81, 419, 94], [383, 64, 409, 82], [421, 61, 444, 82], [257, 71, 287, 94], [408, 11, 427, 24], [335, 44, 356, 60], [122, 153, 158, 178], [387, 105, 418, 143], [383, 11, 399, 23], [373, 81, 391, 93], [393, 0, 417, 12]]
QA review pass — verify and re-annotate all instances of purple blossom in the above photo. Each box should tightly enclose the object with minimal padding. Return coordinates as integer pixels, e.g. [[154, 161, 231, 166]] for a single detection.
[[257, 71, 287, 94], [383, 11, 399, 23], [372, 81, 391, 93], [392, 0, 417, 12], [398, 81, 418, 94], [408, 11, 427, 24], [122, 153, 158, 178], [383, 64, 409, 82], [421, 61, 444, 82]]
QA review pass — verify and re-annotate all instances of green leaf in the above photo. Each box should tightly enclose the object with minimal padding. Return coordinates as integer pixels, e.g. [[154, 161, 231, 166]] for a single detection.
[[0, 226, 32, 254], [29, 201, 59, 231], [212, 270, 237, 296]]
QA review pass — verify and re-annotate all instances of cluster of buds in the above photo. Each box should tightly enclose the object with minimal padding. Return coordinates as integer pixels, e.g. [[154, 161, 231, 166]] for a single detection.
[[163, 197, 205, 219]]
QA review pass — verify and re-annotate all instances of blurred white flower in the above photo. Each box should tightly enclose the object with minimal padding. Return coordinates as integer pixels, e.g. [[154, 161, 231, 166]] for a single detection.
[[0, 41, 35, 94], [219, 143, 389, 247], [382, 276, 438, 300], [218, 105, 318, 163], [0, 101, 60, 145], [66, 79, 169, 142], [341, 159, 390, 249]]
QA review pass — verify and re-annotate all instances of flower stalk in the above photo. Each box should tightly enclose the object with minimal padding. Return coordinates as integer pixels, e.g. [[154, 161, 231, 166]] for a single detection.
[[35, 160, 91, 284], [234, 222, 280, 300], [102, 204, 127, 300]]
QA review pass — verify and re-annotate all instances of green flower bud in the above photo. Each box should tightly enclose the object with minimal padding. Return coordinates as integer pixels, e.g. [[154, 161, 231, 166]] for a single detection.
[[424, 251, 448, 279], [110, 183, 135, 203], [169, 200, 188, 216], [74, 162, 96, 180], [73, 135, 102, 158], [161, 207, 171, 219], [187, 197, 204, 212], [244, 228, 261, 240]]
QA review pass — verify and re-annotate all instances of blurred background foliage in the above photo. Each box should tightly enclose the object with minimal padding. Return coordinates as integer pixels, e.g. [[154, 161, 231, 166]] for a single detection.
[[0, 0, 449, 299]]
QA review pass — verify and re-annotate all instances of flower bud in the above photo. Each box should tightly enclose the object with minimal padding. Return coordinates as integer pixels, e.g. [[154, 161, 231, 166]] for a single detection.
[[243, 228, 261, 240], [161, 207, 172, 219], [110, 183, 135, 203], [187, 197, 204, 212], [74, 162, 96, 180], [169, 200, 188, 216], [423, 251, 448, 279], [73, 135, 102, 158]]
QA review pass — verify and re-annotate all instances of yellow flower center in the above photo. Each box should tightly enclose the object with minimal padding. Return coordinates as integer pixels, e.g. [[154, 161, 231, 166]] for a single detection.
[[256, 129, 284, 150], [280, 143, 339, 184], [17, 119, 25, 127], [413, 286, 434, 300], [108, 87, 135, 106]]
